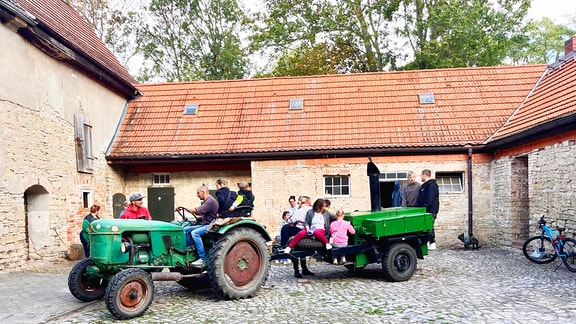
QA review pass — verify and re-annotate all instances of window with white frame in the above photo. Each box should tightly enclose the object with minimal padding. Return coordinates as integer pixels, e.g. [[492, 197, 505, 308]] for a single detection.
[[379, 171, 408, 181], [82, 190, 93, 208], [153, 173, 170, 185], [324, 175, 350, 196], [436, 172, 463, 193]]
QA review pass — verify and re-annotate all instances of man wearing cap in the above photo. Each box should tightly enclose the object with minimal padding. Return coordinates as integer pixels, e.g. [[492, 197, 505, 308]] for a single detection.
[[183, 185, 219, 267], [121, 193, 152, 220]]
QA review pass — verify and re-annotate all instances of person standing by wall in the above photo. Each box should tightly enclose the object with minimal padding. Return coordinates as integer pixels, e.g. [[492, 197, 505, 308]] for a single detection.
[[287, 195, 297, 217], [121, 193, 152, 220], [416, 169, 439, 250], [80, 204, 100, 258], [117, 200, 129, 218], [402, 171, 421, 207], [391, 180, 403, 207]]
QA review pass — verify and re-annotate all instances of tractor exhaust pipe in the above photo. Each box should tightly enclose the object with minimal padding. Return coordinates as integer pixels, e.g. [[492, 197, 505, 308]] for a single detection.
[[367, 157, 381, 212], [151, 271, 207, 281]]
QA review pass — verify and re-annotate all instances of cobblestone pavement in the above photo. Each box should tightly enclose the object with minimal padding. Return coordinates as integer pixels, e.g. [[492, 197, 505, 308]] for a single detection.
[[3, 247, 576, 324]]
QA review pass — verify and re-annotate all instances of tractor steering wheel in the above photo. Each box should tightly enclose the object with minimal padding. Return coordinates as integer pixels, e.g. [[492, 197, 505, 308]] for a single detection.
[[175, 206, 199, 226]]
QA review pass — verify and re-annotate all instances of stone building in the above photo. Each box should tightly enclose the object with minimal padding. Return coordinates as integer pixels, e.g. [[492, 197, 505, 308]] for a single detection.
[[2, 0, 576, 272], [106, 50, 575, 249], [0, 0, 136, 269]]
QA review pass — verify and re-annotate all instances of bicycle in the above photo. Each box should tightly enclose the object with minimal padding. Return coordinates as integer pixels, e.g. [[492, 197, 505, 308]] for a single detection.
[[522, 215, 576, 272]]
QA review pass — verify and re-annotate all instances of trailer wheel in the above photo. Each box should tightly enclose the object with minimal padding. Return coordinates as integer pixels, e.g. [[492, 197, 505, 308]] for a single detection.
[[105, 268, 154, 320], [382, 243, 417, 282], [68, 258, 108, 301], [208, 228, 270, 299]]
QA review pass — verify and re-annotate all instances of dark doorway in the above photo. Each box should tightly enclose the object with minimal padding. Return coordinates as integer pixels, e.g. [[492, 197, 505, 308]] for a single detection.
[[147, 187, 175, 222], [112, 193, 126, 219], [380, 181, 395, 208]]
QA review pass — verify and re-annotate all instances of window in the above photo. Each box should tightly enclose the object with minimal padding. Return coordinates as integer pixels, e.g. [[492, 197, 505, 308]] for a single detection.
[[419, 93, 435, 104], [153, 173, 170, 185], [324, 176, 350, 196], [289, 99, 304, 110], [184, 104, 198, 115], [436, 172, 463, 193], [82, 190, 93, 208], [379, 171, 408, 181], [74, 112, 93, 173]]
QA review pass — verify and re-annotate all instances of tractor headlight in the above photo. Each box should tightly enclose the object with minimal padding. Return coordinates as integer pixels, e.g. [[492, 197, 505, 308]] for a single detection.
[[121, 241, 132, 253], [110, 225, 120, 232]]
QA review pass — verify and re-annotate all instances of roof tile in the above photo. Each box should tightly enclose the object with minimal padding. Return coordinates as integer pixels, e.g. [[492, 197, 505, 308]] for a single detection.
[[109, 66, 546, 158]]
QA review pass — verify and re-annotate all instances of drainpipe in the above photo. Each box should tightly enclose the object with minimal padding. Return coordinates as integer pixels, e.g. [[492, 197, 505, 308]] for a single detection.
[[467, 148, 473, 237]]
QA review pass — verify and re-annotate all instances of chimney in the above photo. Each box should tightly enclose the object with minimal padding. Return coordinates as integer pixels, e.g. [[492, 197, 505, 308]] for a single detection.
[[565, 36, 576, 55]]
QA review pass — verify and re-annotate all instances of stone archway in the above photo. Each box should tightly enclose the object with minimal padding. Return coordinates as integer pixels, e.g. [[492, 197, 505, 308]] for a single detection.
[[24, 185, 50, 260]]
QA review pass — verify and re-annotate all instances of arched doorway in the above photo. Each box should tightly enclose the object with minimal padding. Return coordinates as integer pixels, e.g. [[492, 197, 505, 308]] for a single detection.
[[24, 185, 50, 260], [113, 193, 127, 218]]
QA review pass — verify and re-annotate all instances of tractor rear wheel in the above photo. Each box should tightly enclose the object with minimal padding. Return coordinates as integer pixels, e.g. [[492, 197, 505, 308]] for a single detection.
[[208, 228, 270, 299]]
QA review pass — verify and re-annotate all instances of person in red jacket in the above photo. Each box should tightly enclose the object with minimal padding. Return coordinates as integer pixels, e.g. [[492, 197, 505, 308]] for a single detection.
[[121, 193, 152, 220]]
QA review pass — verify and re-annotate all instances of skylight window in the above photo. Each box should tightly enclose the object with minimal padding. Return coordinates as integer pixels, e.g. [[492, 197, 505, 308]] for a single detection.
[[418, 93, 435, 104], [184, 104, 198, 115], [289, 99, 304, 110]]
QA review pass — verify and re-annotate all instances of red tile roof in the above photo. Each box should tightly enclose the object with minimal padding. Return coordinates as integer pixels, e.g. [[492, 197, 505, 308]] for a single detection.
[[13, 0, 136, 89], [108, 65, 546, 160], [488, 54, 576, 142]]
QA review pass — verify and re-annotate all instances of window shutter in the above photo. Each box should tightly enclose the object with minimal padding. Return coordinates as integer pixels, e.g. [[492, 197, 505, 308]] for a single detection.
[[74, 112, 93, 173]]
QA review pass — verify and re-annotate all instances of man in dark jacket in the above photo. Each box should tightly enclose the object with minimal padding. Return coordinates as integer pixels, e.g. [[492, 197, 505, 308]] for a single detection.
[[416, 169, 439, 250]]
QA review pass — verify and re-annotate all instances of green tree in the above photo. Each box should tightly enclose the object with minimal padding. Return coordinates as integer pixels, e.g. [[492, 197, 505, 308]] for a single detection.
[[66, 0, 139, 69], [398, 0, 531, 70], [508, 17, 575, 64], [252, 0, 402, 76], [137, 0, 250, 82]]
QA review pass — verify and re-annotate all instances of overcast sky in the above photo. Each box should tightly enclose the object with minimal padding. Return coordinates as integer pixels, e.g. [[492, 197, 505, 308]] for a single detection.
[[527, 0, 575, 24]]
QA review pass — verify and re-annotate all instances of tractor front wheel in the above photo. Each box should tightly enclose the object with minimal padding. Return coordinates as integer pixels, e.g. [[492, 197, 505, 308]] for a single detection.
[[67, 258, 108, 302], [105, 268, 154, 320]]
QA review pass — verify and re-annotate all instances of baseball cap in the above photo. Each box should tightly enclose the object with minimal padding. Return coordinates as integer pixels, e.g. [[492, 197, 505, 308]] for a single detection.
[[129, 193, 144, 201]]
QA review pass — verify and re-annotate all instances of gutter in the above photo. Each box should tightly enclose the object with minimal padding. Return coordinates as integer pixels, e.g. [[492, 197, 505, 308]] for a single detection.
[[106, 145, 487, 166], [484, 114, 576, 151]]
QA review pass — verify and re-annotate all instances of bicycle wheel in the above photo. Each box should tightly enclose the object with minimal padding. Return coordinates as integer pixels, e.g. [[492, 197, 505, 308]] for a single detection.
[[522, 236, 557, 264], [561, 238, 576, 272]]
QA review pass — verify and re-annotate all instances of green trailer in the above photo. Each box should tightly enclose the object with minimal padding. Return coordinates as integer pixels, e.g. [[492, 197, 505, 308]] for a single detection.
[[271, 206, 433, 282]]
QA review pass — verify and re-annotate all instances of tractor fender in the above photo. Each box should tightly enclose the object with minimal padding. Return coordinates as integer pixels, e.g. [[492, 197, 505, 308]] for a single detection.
[[213, 219, 273, 242]]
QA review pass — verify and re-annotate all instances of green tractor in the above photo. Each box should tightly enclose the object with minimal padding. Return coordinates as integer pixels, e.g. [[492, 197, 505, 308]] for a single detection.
[[68, 208, 271, 320]]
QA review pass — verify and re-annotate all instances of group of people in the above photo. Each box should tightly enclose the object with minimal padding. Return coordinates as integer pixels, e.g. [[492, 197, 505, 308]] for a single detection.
[[79, 192, 153, 258], [181, 179, 254, 267], [79, 179, 255, 261], [278, 196, 356, 278], [401, 169, 440, 249]]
